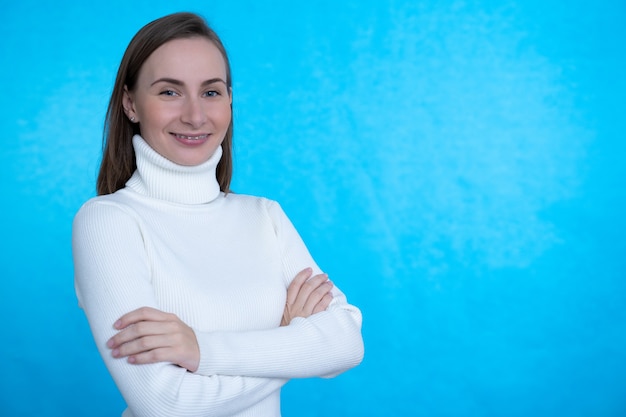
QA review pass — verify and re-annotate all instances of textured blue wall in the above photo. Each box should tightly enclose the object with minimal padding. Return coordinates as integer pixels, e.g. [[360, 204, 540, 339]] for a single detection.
[[1, 1, 625, 416]]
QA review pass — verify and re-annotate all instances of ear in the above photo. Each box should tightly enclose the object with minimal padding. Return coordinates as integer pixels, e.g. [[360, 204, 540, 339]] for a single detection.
[[122, 86, 138, 122]]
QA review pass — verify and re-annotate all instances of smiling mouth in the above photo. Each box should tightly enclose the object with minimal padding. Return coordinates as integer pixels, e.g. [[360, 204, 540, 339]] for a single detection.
[[173, 133, 209, 141]]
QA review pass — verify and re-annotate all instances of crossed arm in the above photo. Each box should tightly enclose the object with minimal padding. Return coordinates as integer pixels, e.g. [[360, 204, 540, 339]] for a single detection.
[[107, 267, 334, 372]]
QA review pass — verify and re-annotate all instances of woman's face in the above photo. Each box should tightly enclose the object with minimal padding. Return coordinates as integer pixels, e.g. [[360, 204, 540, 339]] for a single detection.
[[123, 37, 231, 166]]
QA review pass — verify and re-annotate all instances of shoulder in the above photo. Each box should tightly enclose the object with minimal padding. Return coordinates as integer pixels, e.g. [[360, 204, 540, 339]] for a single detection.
[[222, 193, 289, 228], [73, 192, 141, 233], [222, 192, 281, 213]]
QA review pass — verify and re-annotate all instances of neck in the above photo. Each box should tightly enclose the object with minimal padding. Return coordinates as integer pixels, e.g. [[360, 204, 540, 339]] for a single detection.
[[125, 135, 222, 205]]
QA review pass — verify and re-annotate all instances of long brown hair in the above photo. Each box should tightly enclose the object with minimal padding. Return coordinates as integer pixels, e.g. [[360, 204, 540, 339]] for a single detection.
[[96, 12, 233, 195]]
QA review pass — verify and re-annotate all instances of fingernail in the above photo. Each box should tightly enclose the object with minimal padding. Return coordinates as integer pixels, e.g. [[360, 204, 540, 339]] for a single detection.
[[106, 339, 114, 348], [112, 349, 120, 357], [114, 320, 122, 329]]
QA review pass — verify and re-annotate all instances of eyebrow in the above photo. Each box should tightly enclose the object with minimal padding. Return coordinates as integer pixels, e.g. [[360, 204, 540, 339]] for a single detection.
[[150, 77, 227, 87]]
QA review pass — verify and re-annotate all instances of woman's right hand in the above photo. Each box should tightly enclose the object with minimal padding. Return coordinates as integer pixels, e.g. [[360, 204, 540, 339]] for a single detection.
[[281, 267, 334, 326], [107, 307, 200, 372]]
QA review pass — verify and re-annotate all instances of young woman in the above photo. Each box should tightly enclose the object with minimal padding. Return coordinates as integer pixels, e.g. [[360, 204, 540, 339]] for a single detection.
[[72, 11, 363, 417]]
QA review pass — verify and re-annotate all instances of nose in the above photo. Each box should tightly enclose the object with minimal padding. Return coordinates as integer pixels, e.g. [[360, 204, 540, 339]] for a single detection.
[[180, 97, 207, 128]]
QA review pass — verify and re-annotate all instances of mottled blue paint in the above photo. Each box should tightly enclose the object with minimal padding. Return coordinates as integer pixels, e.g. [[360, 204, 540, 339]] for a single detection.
[[1, 1, 625, 416]]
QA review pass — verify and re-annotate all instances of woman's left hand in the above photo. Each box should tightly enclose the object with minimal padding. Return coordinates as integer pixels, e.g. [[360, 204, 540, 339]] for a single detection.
[[106, 307, 200, 372]]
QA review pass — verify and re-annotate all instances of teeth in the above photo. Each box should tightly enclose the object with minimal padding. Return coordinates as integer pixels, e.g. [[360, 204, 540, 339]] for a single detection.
[[176, 134, 207, 140]]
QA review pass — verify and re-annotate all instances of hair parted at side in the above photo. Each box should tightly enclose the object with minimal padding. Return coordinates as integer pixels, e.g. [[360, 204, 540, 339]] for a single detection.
[[96, 12, 234, 195]]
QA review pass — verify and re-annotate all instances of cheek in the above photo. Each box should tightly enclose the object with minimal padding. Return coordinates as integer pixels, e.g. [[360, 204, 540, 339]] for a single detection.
[[217, 104, 232, 129], [139, 102, 176, 129]]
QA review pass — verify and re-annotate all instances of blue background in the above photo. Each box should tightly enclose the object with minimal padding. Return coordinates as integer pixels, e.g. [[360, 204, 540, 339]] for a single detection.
[[1, 1, 625, 416]]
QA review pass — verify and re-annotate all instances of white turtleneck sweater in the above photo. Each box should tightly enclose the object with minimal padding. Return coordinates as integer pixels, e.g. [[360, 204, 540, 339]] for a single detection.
[[72, 135, 364, 417]]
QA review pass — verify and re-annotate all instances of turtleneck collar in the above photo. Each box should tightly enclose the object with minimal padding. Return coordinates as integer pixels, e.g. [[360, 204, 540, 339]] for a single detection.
[[125, 135, 222, 205]]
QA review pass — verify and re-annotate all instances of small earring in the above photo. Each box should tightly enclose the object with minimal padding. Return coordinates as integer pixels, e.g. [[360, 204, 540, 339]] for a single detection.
[[130, 116, 136, 122]]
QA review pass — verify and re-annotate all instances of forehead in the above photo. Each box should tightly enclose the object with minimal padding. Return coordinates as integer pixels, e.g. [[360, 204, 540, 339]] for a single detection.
[[139, 37, 227, 82]]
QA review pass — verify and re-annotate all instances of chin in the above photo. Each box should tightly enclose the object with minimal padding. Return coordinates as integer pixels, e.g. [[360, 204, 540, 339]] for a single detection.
[[175, 152, 216, 166]]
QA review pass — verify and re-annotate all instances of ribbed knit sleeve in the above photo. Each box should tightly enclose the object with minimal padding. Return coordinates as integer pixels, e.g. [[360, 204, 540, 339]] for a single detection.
[[73, 200, 286, 417], [194, 200, 364, 379]]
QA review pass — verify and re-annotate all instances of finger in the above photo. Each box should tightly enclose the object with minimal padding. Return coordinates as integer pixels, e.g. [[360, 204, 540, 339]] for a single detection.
[[291, 273, 329, 312], [126, 345, 196, 369], [116, 333, 199, 372], [125, 346, 173, 365], [114, 306, 172, 330], [301, 280, 333, 315], [312, 292, 334, 315], [111, 334, 170, 358], [286, 268, 313, 305], [111, 322, 189, 358], [108, 320, 177, 349]]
